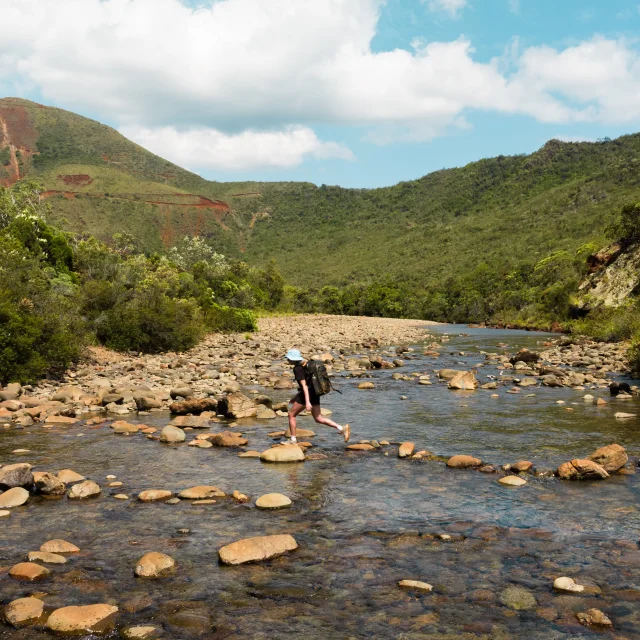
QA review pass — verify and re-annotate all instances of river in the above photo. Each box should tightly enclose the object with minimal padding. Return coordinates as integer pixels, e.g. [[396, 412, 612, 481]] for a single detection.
[[1, 326, 639, 638]]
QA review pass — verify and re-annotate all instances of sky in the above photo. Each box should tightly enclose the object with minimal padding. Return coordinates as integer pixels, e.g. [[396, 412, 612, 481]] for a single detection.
[[2, 0, 640, 188]]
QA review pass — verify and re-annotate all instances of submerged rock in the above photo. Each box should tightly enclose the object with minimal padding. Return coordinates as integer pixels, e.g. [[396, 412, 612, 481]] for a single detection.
[[122, 625, 163, 640], [46, 604, 118, 634], [218, 534, 298, 565], [499, 585, 537, 610], [28, 551, 67, 564], [576, 608, 613, 627], [178, 486, 225, 499]]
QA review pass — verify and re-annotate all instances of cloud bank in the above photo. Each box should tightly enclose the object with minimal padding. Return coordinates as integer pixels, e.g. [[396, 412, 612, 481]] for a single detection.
[[1, 0, 639, 170]]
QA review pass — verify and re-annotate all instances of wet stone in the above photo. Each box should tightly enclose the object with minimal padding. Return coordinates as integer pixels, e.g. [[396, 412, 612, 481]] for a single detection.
[[499, 585, 537, 610], [4, 597, 45, 627]]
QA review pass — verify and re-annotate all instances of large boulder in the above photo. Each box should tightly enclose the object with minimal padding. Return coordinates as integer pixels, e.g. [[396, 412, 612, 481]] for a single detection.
[[218, 534, 298, 565], [134, 396, 163, 411], [0, 463, 33, 489], [46, 604, 118, 634], [557, 459, 609, 480], [209, 432, 248, 448], [33, 472, 66, 496], [447, 455, 482, 469], [0, 487, 29, 508], [68, 480, 101, 499], [217, 393, 258, 419], [134, 552, 176, 578], [587, 444, 628, 473], [4, 597, 45, 627], [160, 425, 185, 444], [509, 349, 540, 365], [448, 371, 478, 390], [169, 398, 218, 415], [260, 446, 305, 463]]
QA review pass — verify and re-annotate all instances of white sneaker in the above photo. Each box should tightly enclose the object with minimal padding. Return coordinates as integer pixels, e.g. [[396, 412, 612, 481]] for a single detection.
[[280, 438, 298, 445]]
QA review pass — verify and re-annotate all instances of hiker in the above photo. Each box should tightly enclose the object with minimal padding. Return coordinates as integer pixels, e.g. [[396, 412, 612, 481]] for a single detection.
[[285, 348, 350, 444]]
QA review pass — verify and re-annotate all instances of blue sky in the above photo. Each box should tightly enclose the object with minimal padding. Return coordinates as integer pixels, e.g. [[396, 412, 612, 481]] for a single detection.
[[2, 0, 640, 187]]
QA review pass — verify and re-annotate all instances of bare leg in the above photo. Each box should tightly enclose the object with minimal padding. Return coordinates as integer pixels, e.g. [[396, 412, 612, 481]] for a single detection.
[[288, 402, 305, 438], [311, 405, 342, 430]]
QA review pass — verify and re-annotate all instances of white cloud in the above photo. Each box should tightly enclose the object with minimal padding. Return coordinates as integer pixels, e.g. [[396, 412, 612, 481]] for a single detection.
[[508, 0, 520, 15], [426, 0, 468, 19], [1, 0, 640, 170], [120, 125, 353, 170]]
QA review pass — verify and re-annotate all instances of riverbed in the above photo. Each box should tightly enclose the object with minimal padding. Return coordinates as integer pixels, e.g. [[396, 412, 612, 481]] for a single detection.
[[1, 325, 639, 638]]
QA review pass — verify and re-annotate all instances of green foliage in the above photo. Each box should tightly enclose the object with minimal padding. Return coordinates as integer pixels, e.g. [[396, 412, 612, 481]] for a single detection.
[[628, 338, 640, 378], [606, 202, 640, 245], [0, 146, 10, 166], [203, 303, 258, 333]]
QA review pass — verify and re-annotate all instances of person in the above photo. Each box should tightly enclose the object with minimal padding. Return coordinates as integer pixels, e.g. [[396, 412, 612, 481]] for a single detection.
[[284, 348, 350, 444]]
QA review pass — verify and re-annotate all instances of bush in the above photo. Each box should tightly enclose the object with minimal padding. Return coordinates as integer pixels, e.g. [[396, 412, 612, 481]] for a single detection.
[[204, 303, 257, 333], [628, 338, 640, 378]]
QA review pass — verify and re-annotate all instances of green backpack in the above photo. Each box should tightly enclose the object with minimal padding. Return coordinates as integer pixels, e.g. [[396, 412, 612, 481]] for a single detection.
[[305, 360, 341, 396]]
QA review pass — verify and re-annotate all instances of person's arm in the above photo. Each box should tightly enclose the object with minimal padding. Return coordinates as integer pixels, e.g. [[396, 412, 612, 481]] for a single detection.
[[300, 379, 312, 412]]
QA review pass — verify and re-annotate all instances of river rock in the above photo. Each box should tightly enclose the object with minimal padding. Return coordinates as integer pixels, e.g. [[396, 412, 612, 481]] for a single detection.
[[170, 386, 194, 399], [45, 415, 78, 425], [138, 490, 173, 502], [178, 486, 225, 499], [218, 534, 298, 565], [4, 597, 45, 627], [260, 446, 305, 463], [553, 576, 584, 593], [68, 480, 101, 499], [256, 493, 292, 509], [256, 405, 277, 419], [40, 539, 80, 553], [112, 420, 140, 434], [28, 551, 67, 564], [498, 476, 527, 487], [135, 552, 176, 578], [588, 444, 628, 472], [122, 625, 162, 640], [239, 450, 261, 458], [398, 442, 415, 458], [9, 562, 50, 581], [57, 469, 85, 483], [0, 463, 33, 488], [346, 443, 375, 451], [358, 382, 375, 389], [510, 349, 540, 364], [614, 412, 636, 419], [448, 371, 478, 390], [135, 396, 163, 411], [398, 579, 433, 593], [576, 608, 612, 627], [447, 455, 482, 469], [556, 459, 609, 480], [512, 460, 533, 473], [169, 398, 218, 415], [33, 471, 66, 496], [171, 415, 209, 428], [46, 604, 118, 634], [0, 487, 29, 508], [160, 425, 185, 443], [284, 428, 315, 438], [499, 585, 537, 610], [438, 369, 462, 380], [217, 392, 258, 419], [209, 432, 248, 447]]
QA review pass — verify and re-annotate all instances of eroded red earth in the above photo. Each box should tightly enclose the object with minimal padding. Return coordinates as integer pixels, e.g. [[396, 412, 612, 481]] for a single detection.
[[0, 99, 39, 187]]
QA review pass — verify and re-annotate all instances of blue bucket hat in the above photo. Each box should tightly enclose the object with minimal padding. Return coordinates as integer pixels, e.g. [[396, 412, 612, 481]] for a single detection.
[[286, 349, 303, 361]]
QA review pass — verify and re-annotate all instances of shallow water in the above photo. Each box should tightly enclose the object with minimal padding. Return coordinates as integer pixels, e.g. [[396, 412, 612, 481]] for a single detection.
[[1, 326, 639, 638]]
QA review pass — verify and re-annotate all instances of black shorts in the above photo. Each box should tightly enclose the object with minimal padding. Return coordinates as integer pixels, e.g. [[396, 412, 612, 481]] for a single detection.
[[294, 390, 320, 406]]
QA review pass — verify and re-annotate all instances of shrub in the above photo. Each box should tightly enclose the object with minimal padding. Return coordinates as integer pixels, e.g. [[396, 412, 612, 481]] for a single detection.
[[204, 303, 257, 333]]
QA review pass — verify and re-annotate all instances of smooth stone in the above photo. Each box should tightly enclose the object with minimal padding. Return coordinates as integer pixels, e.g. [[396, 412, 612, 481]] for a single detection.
[[57, 469, 85, 483], [346, 443, 375, 451], [398, 442, 415, 458], [0, 487, 29, 508], [260, 446, 305, 463], [4, 597, 45, 627], [28, 551, 67, 564], [192, 499, 216, 505], [447, 455, 482, 468], [138, 490, 173, 502], [448, 371, 478, 390], [9, 562, 50, 581], [398, 580, 433, 593], [135, 552, 176, 578], [46, 604, 118, 634], [114, 494, 129, 500], [284, 428, 315, 438], [122, 625, 163, 640], [0, 509, 10, 517], [108, 481, 123, 487], [576, 608, 613, 627], [41, 539, 80, 553], [159, 425, 185, 443], [554, 576, 585, 593], [238, 451, 261, 458], [68, 480, 101, 499], [256, 493, 292, 509], [178, 486, 225, 499], [358, 382, 375, 389], [218, 534, 298, 565], [614, 412, 636, 419], [498, 476, 527, 487]]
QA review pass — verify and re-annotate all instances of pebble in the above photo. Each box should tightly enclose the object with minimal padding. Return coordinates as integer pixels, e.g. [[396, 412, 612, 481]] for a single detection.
[[114, 494, 129, 500]]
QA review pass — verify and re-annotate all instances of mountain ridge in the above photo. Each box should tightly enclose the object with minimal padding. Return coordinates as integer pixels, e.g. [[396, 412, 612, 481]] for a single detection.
[[2, 96, 640, 288]]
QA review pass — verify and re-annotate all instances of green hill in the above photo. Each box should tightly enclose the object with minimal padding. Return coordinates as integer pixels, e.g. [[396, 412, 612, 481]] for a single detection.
[[2, 96, 640, 289]]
